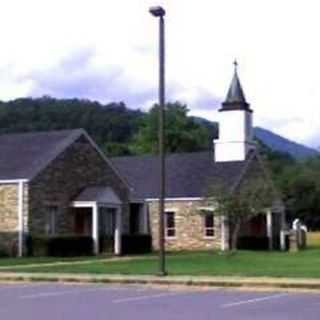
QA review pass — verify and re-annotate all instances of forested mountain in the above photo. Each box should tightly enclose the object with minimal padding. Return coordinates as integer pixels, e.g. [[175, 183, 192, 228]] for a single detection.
[[0, 97, 143, 156], [254, 127, 318, 159], [0, 97, 317, 159]]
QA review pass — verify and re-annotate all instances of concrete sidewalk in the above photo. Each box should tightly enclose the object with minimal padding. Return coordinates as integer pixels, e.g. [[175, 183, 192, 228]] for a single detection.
[[0, 272, 320, 292]]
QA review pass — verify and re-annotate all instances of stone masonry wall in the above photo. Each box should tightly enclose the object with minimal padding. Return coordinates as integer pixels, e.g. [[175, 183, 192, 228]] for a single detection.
[[148, 200, 222, 251], [0, 184, 18, 254], [29, 135, 129, 237]]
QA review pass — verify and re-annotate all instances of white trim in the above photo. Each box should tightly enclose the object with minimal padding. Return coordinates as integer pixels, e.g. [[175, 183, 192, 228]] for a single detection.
[[266, 210, 273, 250], [198, 206, 215, 211], [202, 213, 216, 239], [17, 181, 24, 257], [72, 201, 96, 208], [114, 207, 122, 255], [72, 201, 121, 209], [92, 203, 99, 255], [146, 197, 203, 202], [164, 208, 178, 212], [0, 179, 28, 184], [164, 210, 176, 239]]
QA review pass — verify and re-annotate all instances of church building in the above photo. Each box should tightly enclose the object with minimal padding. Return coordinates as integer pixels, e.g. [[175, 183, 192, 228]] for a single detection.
[[112, 64, 285, 251], [0, 64, 284, 256]]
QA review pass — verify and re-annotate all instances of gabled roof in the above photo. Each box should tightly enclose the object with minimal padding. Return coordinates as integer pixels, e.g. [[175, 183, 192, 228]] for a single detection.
[[111, 152, 251, 200], [0, 129, 84, 180]]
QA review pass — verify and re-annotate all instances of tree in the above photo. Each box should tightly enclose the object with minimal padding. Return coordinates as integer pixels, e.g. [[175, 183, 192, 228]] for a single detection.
[[205, 177, 274, 251], [277, 157, 320, 229], [130, 102, 211, 154]]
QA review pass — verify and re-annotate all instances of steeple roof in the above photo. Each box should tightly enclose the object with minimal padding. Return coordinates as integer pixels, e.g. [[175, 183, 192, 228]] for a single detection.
[[220, 61, 252, 112]]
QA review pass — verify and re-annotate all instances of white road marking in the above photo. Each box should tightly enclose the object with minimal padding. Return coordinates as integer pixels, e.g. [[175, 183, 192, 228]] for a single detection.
[[19, 286, 143, 299], [113, 292, 182, 304], [221, 293, 288, 308], [20, 289, 85, 299], [0, 283, 44, 291]]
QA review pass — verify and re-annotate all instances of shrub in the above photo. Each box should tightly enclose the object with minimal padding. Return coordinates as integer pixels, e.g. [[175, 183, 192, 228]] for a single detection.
[[27, 236, 93, 257], [121, 234, 152, 255], [47, 236, 93, 257], [237, 237, 269, 250]]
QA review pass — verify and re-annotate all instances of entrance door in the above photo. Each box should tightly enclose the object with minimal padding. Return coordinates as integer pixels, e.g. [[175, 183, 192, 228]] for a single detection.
[[99, 208, 116, 236], [130, 203, 141, 234], [99, 208, 116, 253], [74, 208, 91, 235]]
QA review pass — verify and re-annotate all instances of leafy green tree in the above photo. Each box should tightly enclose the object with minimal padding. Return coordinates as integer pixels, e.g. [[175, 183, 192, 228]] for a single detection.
[[205, 177, 274, 250], [130, 102, 211, 154], [278, 157, 320, 228]]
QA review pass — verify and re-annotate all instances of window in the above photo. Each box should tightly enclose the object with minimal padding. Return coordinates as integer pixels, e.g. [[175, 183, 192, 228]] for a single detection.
[[165, 211, 175, 238], [46, 206, 57, 236], [204, 214, 215, 237], [47, 207, 57, 236]]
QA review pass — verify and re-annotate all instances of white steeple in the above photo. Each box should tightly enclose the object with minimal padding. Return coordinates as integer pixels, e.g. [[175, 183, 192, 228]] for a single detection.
[[214, 61, 256, 162]]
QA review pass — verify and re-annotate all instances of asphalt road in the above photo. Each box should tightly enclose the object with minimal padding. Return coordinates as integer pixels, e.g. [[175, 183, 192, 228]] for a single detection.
[[0, 283, 319, 319]]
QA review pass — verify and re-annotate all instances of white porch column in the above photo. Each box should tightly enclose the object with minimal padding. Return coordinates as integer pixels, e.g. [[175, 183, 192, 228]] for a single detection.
[[114, 206, 122, 255], [266, 209, 273, 250], [92, 203, 99, 255], [141, 204, 149, 234], [221, 216, 229, 251]]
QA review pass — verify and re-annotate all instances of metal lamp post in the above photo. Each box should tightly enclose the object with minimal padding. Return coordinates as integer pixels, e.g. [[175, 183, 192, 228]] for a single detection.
[[149, 5, 167, 276]]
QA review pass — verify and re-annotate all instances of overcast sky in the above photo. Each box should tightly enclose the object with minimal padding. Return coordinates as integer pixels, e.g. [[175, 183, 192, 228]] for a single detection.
[[0, 0, 319, 147]]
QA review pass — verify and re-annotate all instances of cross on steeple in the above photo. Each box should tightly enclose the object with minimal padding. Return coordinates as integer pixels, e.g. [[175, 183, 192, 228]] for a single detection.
[[233, 59, 238, 71]]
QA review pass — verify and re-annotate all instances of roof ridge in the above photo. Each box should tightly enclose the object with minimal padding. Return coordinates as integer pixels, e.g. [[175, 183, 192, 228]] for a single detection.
[[112, 150, 212, 161], [0, 128, 84, 138]]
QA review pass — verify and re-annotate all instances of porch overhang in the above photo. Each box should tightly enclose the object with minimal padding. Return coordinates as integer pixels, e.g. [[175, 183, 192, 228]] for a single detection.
[[71, 186, 122, 256], [71, 186, 122, 208]]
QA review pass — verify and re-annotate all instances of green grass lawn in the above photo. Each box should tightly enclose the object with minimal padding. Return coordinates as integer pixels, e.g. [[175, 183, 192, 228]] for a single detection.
[[0, 256, 102, 267], [3, 249, 320, 278]]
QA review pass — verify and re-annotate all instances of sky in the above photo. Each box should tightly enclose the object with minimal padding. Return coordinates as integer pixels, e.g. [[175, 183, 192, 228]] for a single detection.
[[0, 0, 319, 148]]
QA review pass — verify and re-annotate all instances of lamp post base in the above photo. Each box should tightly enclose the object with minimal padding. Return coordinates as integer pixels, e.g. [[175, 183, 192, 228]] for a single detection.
[[157, 270, 168, 277]]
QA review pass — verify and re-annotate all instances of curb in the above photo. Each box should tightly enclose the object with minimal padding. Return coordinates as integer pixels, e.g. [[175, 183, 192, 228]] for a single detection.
[[1, 273, 320, 291]]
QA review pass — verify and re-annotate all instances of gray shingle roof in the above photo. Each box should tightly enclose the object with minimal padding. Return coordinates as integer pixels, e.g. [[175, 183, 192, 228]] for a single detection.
[[73, 186, 122, 205], [0, 129, 84, 180], [225, 69, 247, 105], [220, 63, 251, 112], [111, 152, 249, 200]]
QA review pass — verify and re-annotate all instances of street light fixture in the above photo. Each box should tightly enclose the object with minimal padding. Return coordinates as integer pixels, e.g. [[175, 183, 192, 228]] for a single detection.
[[149, 5, 167, 276]]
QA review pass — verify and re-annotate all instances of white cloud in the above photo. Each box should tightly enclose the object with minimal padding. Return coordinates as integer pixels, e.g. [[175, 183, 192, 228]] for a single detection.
[[0, 0, 319, 147]]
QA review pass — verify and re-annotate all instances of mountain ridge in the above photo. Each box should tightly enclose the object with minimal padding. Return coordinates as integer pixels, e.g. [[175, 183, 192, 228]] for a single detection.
[[191, 116, 318, 159]]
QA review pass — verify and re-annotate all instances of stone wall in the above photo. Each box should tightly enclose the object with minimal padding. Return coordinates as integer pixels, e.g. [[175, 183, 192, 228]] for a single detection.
[[29, 135, 129, 237], [0, 183, 28, 255], [0, 184, 18, 254], [148, 200, 223, 251]]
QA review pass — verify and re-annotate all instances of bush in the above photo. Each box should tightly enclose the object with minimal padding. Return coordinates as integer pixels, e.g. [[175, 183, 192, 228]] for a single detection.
[[99, 236, 114, 253], [237, 237, 269, 250], [27, 237, 49, 257], [28, 236, 93, 257], [47, 236, 93, 257], [121, 234, 152, 255], [0, 249, 9, 258]]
